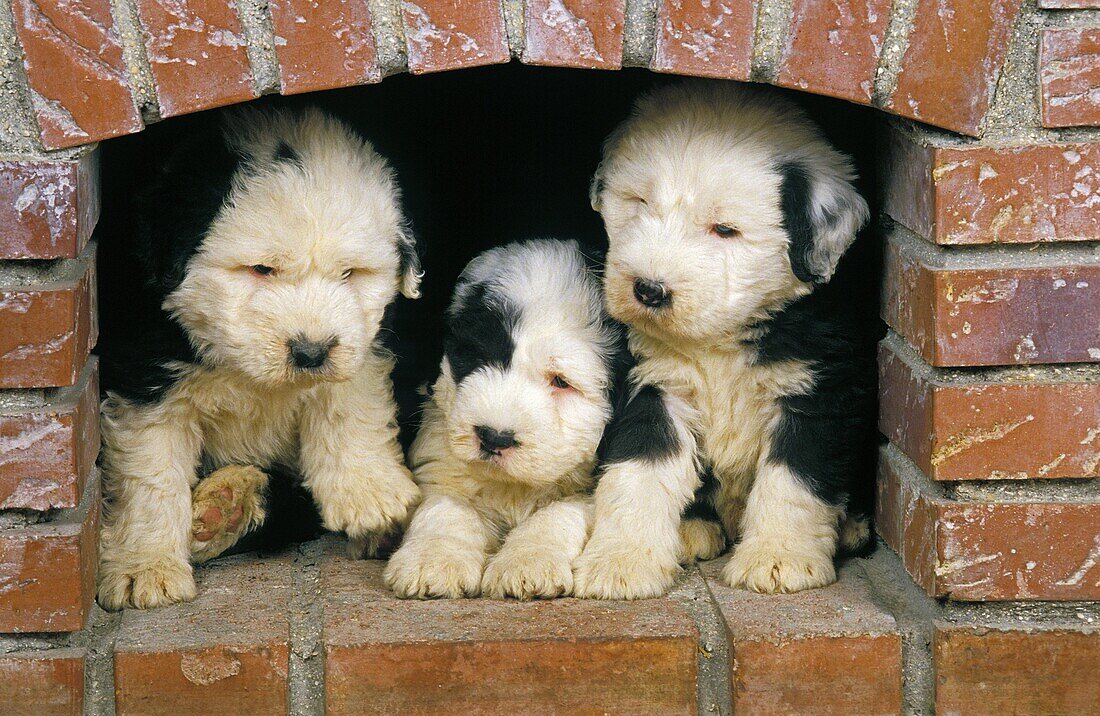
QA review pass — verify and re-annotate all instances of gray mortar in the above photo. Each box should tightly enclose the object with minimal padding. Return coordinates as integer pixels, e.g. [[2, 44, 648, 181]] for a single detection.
[[871, 0, 918, 109], [668, 566, 733, 716], [983, 0, 1045, 140], [888, 220, 1100, 270], [82, 606, 122, 716], [236, 0, 282, 96], [941, 597, 1100, 628], [0, 387, 47, 410], [111, 0, 160, 124], [622, 0, 658, 68], [288, 539, 325, 716], [0, 240, 95, 287], [368, 0, 409, 78], [948, 478, 1100, 503], [750, 0, 792, 84], [501, 0, 525, 60], [0, 0, 43, 154]]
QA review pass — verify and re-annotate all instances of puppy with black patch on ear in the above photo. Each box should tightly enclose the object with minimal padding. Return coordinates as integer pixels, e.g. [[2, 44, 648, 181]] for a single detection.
[[574, 82, 876, 599], [96, 107, 423, 609]]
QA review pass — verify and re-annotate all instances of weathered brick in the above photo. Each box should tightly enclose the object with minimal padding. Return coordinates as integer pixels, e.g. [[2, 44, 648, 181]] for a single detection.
[[0, 477, 98, 632], [0, 358, 98, 511], [12, 0, 142, 149], [887, 0, 1023, 136], [877, 444, 1100, 601], [882, 228, 1100, 367], [775, 0, 891, 105], [401, 0, 509, 74], [882, 129, 1100, 245], [651, 0, 754, 80], [135, 0, 256, 117], [0, 246, 97, 388], [879, 333, 1100, 481], [522, 0, 625, 70], [935, 625, 1100, 714], [113, 553, 292, 715], [702, 559, 902, 715], [0, 152, 99, 260], [1040, 28, 1100, 129], [0, 648, 84, 715], [269, 0, 380, 95], [323, 545, 698, 715]]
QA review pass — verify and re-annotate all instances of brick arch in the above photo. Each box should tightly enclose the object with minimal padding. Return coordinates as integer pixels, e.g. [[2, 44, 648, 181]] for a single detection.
[[12, 0, 1041, 150]]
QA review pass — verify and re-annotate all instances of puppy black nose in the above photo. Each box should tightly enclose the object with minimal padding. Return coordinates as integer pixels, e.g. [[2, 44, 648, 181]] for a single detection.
[[633, 277, 671, 308], [474, 425, 517, 453], [288, 338, 330, 370]]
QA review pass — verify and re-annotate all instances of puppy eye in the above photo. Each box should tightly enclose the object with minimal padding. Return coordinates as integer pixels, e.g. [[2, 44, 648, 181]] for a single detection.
[[549, 374, 573, 391], [711, 224, 740, 238], [341, 269, 354, 280], [250, 264, 276, 277]]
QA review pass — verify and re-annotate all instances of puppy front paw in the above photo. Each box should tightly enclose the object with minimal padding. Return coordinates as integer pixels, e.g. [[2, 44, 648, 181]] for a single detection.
[[190, 465, 268, 563], [572, 542, 679, 600], [482, 547, 573, 600], [97, 557, 197, 610], [319, 472, 420, 539], [383, 541, 484, 599], [722, 540, 836, 593]]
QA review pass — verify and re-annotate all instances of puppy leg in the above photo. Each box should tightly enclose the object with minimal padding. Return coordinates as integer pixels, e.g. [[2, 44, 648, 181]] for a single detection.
[[384, 492, 495, 598], [723, 459, 842, 593], [482, 497, 593, 600], [190, 465, 269, 563], [573, 386, 699, 600], [678, 518, 726, 563]]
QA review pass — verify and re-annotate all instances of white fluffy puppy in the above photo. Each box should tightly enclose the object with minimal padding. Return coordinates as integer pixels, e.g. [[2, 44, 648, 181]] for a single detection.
[[574, 83, 875, 599], [385, 240, 621, 599], [97, 108, 423, 609]]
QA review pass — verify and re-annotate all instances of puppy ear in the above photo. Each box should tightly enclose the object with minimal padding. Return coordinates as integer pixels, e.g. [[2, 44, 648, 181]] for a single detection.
[[779, 160, 869, 284], [397, 224, 423, 299], [589, 168, 605, 212]]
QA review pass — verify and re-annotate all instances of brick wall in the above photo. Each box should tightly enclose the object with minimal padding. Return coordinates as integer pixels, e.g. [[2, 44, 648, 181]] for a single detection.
[[0, 1, 1097, 713]]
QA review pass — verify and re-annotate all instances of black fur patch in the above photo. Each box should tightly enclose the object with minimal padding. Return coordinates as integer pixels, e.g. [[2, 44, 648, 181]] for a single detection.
[[397, 232, 421, 286], [779, 161, 819, 284], [274, 140, 301, 165], [443, 282, 517, 383], [682, 467, 721, 522], [600, 382, 681, 465]]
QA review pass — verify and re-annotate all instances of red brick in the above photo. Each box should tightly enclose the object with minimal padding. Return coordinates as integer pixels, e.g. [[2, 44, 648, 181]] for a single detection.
[[1040, 28, 1100, 129], [269, 0, 380, 95], [888, 0, 1023, 136], [775, 0, 891, 105], [401, 0, 509, 74], [883, 129, 1100, 245], [1038, 0, 1100, 9], [882, 229, 1100, 367], [322, 546, 698, 715], [879, 334, 1100, 481], [0, 248, 97, 388], [651, 0, 754, 80], [0, 477, 98, 632], [877, 445, 1100, 601], [12, 0, 142, 149], [135, 0, 256, 117], [0, 153, 99, 260], [935, 625, 1100, 715], [522, 0, 625, 70], [0, 358, 98, 511], [113, 553, 292, 715], [702, 559, 902, 715], [0, 649, 84, 715]]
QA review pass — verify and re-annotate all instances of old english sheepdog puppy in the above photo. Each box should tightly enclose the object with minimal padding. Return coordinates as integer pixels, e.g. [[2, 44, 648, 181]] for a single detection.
[[385, 240, 623, 599], [573, 83, 876, 599], [96, 107, 423, 609]]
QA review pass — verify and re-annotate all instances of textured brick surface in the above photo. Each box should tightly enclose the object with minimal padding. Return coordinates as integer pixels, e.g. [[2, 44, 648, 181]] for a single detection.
[[0, 478, 98, 632], [0, 248, 97, 388], [113, 553, 292, 715], [269, 0, 380, 95], [136, 0, 256, 117], [0, 153, 99, 260], [879, 334, 1100, 481], [0, 358, 99, 511], [1040, 28, 1100, 129], [12, 0, 142, 148], [935, 625, 1100, 714], [882, 128, 1100, 245], [323, 547, 698, 715], [703, 559, 902, 715], [888, 0, 1023, 136], [877, 445, 1100, 601], [651, 0, 754, 80], [522, 0, 624, 70], [0, 648, 84, 715], [775, 0, 891, 105], [401, 0, 509, 74], [882, 229, 1100, 367]]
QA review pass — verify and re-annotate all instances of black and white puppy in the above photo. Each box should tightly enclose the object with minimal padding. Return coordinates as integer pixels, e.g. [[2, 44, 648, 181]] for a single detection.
[[96, 107, 423, 609], [574, 83, 876, 599], [385, 240, 623, 599]]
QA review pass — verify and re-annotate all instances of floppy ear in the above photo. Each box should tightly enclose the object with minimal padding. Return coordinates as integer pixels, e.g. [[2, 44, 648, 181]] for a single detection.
[[589, 167, 605, 212], [396, 223, 423, 299], [779, 160, 869, 284]]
